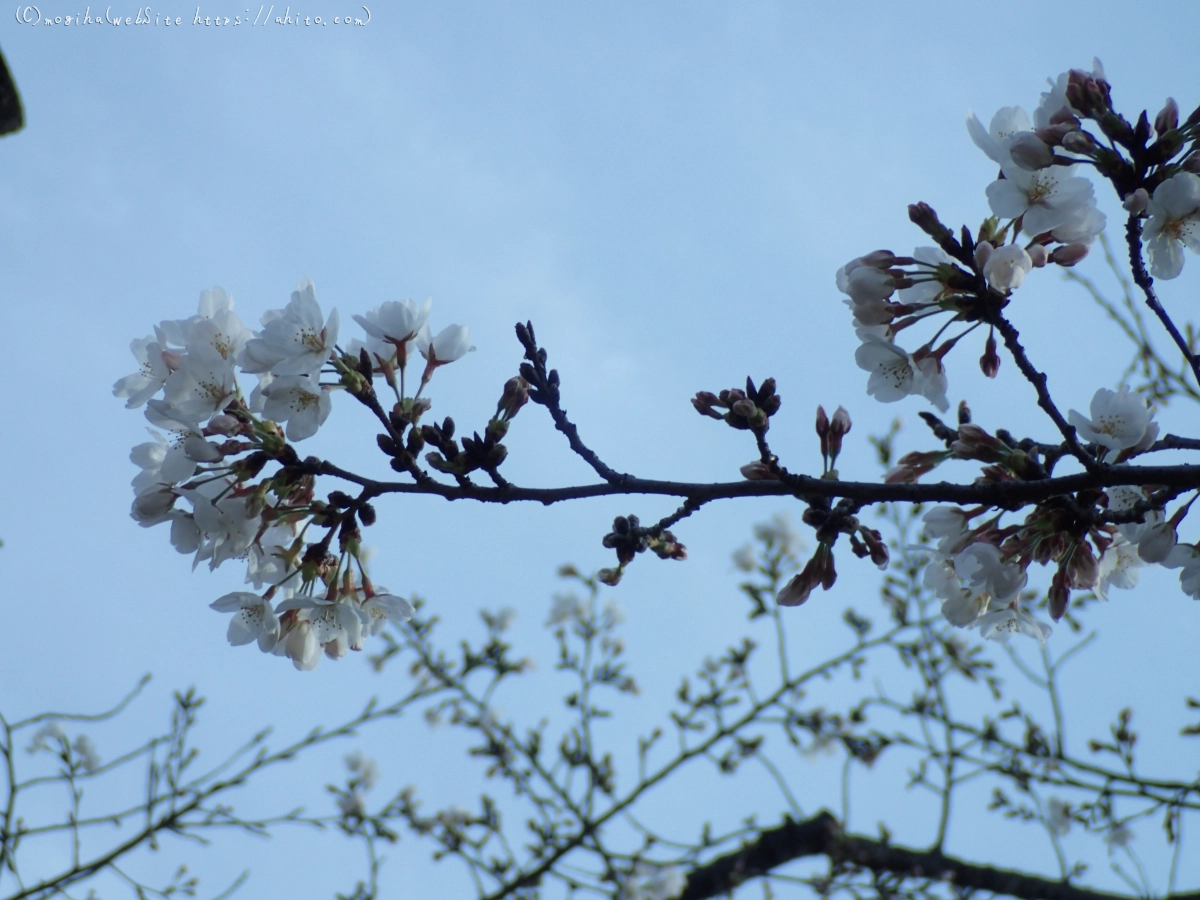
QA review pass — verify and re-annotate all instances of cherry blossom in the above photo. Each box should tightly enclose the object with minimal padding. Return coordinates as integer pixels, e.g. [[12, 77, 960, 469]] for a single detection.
[[1163, 543, 1200, 599], [966, 106, 1031, 165], [240, 279, 339, 379], [360, 592, 416, 637], [352, 298, 432, 370], [112, 331, 174, 408], [1095, 536, 1143, 601], [416, 323, 475, 384], [1066, 386, 1153, 454], [975, 604, 1052, 646], [954, 542, 1028, 604], [986, 162, 1097, 237], [1143, 172, 1200, 280], [854, 335, 949, 412], [129, 430, 196, 496], [162, 354, 238, 421], [983, 244, 1033, 292], [210, 592, 280, 652], [260, 375, 333, 441]]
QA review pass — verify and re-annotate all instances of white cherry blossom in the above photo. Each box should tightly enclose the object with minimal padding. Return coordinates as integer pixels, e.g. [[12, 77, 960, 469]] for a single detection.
[[855, 336, 948, 411], [1096, 536, 1143, 601], [162, 354, 238, 421], [352, 298, 432, 367], [130, 430, 197, 496], [113, 331, 174, 408], [210, 591, 280, 652], [417, 323, 475, 375], [966, 106, 1031, 165], [360, 592, 415, 637], [1143, 172, 1200, 280], [1163, 543, 1200, 599], [975, 604, 1052, 646], [986, 163, 1097, 237], [1067, 387, 1152, 454], [954, 542, 1027, 603], [240, 279, 339, 379], [983, 244, 1033, 292], [897, 246, 961, 305], [260, 375, 333, 441]]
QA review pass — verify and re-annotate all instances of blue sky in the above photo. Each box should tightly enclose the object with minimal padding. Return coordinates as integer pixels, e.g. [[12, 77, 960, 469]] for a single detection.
[[3, 2, 1200, 897]]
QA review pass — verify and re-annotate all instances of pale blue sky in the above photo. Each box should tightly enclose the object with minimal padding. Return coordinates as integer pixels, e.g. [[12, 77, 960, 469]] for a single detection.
[[2, 2, 1199, 897]]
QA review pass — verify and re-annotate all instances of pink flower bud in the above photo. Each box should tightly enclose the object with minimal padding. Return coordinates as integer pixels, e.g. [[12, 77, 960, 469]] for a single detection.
[[1049, 567, 1070, 622], [739, 461, 777, 481], [1027, 244, 1048, 268], [979, 331, 1001, 379], [776, 569, 817, 607], [1061, 131, 1095, 154], [828, 406, 851, 462], [1050, 243, 1090, 267], [1155, 97, 1179, 136], [860, 250, 898, 269]]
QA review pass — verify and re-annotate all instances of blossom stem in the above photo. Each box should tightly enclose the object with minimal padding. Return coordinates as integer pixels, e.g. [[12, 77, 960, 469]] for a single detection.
[[1124, 213, 1200, 389]]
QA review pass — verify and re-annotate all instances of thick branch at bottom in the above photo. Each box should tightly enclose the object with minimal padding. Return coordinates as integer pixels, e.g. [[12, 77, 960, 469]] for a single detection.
[[678, 810, 1200, 900]]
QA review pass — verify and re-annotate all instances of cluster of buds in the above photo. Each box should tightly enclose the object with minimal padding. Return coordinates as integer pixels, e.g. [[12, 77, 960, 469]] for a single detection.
[[692, 376, 780, 433], [815, 405, 851, 475], [599, 514, 687, 586]]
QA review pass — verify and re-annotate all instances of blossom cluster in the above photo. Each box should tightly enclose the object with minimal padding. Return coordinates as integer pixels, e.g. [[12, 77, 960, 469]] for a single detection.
[[910, 382, 1200, 646], [845, 60, 1199, 413], [114, 281, 473, 668]]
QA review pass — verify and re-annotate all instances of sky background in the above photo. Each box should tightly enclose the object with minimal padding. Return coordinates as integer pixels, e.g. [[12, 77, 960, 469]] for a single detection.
[[2, 2, 1199, 897]]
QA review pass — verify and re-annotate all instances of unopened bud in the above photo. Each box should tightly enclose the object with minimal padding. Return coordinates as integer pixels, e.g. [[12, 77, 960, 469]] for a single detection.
[[1034, 123, 1077, 146], [207, 414, 240, 435], [496, 376, 530, 420], [776, 569, 817, 607], [859, 250, 897, 269], [973, 240, 994, 270], [184, 435, 225, 462], [740, 460, 777, 481], [859, 527, 889, 570], [1049, 567, 1070, 622], [597, 567, 623, 587], [1060, 131, 1095, 154], [1066, 541, 1099, 590], [828, 406, 851, 462], [1155, 98, 1179, 136], [952, 424, 1008, 462], [1027, 244, 1048, 267], [979, 331, 1001, 379], [815, 405, 830, 460], [1009, 132, 1054, 170], [1185, 155, 1200, 175], [692, 391, 722, 419], [1050, 243, 1090, 267], [1122, 188, 1149, 214], [731, 398, 758, 418], [132, 487, 176, 522]]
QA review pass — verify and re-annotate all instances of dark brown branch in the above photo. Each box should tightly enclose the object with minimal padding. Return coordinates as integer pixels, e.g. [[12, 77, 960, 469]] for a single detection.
[[311, 458, 1200, 511], [679, 810, 1200, 900], [1125, 213, 1200, 389], [516, 322, 630, 486], [990, 314, 1100, 472]]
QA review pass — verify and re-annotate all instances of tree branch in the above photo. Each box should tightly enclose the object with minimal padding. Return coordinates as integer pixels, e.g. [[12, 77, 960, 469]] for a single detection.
[[679, 810, 1200, 900]]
